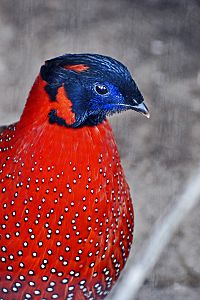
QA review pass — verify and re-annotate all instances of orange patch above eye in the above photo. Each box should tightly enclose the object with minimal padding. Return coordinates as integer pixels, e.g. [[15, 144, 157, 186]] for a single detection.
[[63, 64, 89, 73]]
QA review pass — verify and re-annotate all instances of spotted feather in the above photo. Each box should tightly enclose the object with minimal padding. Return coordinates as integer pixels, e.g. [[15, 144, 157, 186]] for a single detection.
[[0, 53, 149, 300]]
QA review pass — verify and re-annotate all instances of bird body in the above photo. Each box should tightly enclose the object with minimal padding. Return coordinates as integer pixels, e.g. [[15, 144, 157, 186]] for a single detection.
[[0, 54, 149, 299]]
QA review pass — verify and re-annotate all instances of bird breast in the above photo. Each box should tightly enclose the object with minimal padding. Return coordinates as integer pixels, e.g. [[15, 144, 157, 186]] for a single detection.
[[0, 120, 134, 299]]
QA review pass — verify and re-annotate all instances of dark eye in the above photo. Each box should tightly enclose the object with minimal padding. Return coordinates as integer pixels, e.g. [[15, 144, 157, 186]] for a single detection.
[[94, 84, 109, 95]]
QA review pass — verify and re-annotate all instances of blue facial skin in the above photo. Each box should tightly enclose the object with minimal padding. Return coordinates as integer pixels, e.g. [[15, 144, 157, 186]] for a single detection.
[[41, 54, 149, 128]]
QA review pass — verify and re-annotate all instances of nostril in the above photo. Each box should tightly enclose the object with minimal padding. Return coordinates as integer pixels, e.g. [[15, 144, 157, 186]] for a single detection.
[[132, 99, 138, 105]]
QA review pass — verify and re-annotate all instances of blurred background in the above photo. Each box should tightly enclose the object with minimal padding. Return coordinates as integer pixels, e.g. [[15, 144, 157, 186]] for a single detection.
[[0, 0, 200, 299]]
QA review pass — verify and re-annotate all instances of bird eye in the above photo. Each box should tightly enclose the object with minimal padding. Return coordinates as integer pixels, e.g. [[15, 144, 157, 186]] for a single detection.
[[94, 84, 109, 95]]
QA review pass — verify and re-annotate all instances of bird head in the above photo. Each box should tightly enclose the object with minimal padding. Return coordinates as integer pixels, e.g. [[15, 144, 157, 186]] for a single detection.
[[37, 54, 149, 128]]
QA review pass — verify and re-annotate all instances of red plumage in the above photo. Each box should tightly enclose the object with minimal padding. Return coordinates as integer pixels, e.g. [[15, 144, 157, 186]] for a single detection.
[[0, 75, 134, 299]]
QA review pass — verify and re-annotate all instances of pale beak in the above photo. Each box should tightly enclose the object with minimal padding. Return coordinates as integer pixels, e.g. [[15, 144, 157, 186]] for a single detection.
[[131, 101, 150, 118]]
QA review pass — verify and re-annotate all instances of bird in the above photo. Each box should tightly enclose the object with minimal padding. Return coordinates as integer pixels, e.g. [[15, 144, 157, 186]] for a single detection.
[[0, 53, 149, 300]]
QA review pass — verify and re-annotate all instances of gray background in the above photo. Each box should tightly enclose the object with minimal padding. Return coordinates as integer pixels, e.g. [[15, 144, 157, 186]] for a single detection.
[[0, 0, 200, 299]]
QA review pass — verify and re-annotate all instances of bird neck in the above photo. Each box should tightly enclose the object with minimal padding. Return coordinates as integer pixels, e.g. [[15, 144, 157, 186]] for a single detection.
[[13, 75, 115, 165], [19, 75, 75, 130]]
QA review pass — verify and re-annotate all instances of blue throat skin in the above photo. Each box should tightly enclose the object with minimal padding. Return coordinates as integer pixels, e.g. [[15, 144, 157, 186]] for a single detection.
[[40, 53, 149, 128]]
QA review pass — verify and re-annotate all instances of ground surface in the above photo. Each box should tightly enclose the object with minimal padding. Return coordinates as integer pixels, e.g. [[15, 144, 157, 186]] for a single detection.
[[0, 0, 200, 299]]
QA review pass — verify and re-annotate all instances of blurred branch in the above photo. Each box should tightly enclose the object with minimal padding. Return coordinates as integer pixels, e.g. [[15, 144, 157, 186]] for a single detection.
[[107, 167, 200, 300]]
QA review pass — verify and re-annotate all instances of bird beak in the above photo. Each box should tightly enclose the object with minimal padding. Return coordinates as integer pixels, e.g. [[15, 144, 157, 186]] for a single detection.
[[131, 101, 150, 118]]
